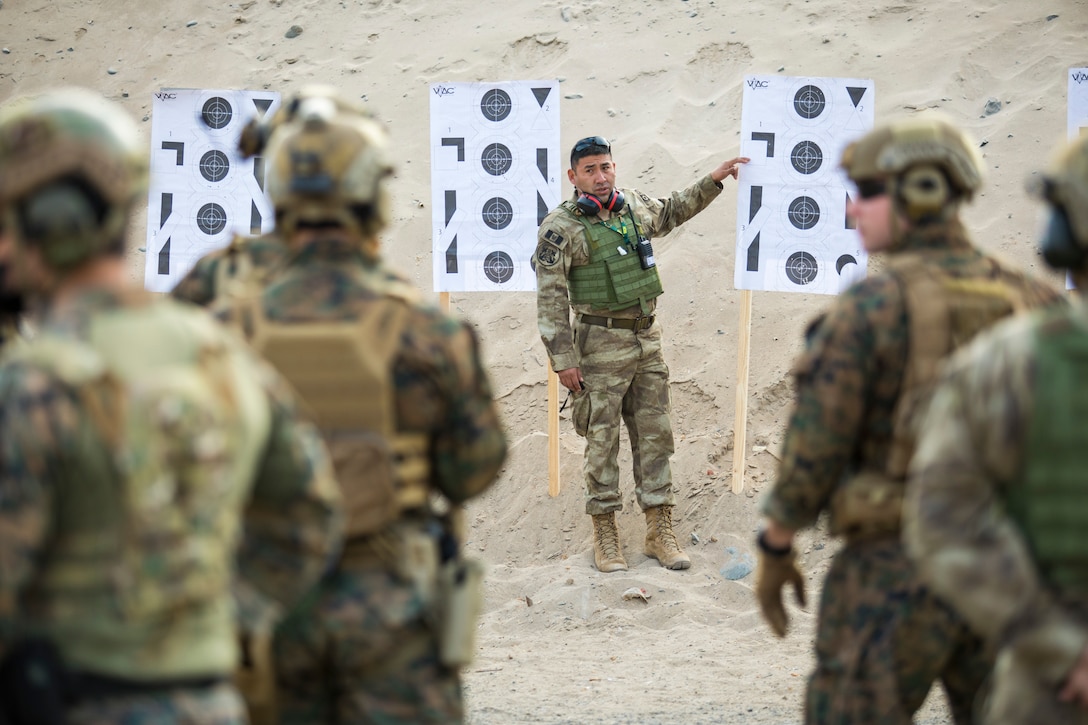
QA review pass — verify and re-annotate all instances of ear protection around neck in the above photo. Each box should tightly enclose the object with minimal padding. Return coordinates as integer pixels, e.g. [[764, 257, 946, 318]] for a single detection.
[[1041, 205, 1084, 270], [576, 189, 625, 216]]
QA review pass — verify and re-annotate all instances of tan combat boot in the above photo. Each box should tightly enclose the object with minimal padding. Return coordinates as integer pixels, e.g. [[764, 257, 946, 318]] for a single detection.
[[591, 512, 628, 572], [644, 505, 691, 570]]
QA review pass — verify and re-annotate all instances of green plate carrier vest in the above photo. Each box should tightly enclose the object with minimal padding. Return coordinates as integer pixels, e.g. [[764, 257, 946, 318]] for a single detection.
[[1007, 308, 1088, 595], [564, 200, 663, 313]]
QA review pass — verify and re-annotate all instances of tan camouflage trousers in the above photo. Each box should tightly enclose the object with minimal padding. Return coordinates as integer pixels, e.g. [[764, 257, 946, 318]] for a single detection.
[[806, 537, 990, 725], [571, 320, 675, 516], [273, 563, 462, 724], [66, 683, 245, 724], [980, 650, 1088, 724]]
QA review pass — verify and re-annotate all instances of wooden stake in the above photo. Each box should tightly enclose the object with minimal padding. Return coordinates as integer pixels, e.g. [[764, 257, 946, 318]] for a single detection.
[[732, 289, 753, 494], [547, 365, 561, 497], [439, 291, 450, 314]]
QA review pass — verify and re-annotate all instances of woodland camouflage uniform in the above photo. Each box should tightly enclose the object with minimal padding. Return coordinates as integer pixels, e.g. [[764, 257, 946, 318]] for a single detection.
[[178, 87, 508, 724], [759, 116, 1064, 725]]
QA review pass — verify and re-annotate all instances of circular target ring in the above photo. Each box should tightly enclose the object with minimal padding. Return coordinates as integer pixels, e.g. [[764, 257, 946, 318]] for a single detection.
[[480, 88, 513, 122], [793, 85, 826, 120], [196, 203, 228, 235], [787, 196, 821, 230], [482, 197, 514, 230], [483, 251, 515, 284], [199, 150, 231, 182], [790, 140, 823, 175], [481, 143, 513, 176], [201, 97, 234, 130], [785, 251, 819, 286]]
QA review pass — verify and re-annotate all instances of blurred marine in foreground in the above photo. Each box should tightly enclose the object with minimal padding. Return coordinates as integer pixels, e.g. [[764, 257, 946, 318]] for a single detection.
[[0, 89, 343, 724], [756, 114, 1063, 724], [905, 134, 1088, 724], [175, 87, 508, 724]]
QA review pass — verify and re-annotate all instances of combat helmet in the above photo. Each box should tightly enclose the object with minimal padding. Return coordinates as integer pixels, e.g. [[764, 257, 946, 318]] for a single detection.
[[260, 87, 393, 239], [1035, 134, 1088, 270], [0, 88, 147, 269], [841, 114, 984, 224]]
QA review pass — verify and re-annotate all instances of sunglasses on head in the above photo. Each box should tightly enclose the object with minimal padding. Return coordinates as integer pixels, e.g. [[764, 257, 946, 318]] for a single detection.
[[855, 178, 887, 200], [573, 136, 611, 154]]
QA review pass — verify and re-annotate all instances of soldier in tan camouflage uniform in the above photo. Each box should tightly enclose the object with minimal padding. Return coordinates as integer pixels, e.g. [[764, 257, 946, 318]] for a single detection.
[[905, 135, 1088, 724], [0, 89, 343, 724], [178, 88, 508, 724], [535, 135, 747, 573], [755, 115, 1064, 725]]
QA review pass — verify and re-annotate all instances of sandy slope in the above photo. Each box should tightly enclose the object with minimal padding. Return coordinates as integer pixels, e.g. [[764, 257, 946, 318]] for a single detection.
[[3, 0, 1086, 721]]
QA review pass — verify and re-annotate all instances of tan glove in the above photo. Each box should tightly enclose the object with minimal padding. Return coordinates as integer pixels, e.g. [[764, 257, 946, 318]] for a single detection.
[[755, 532, 806, 638], [235, 629, 278, 725]]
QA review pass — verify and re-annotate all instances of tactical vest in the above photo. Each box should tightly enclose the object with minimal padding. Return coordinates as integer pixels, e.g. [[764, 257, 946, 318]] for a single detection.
[[10, 298, 271, 679], [830, 252, 1028, 539], [884, 252, 1029, 477], [236, 274, 430, 540], [563, 200, 664, 313], [1006, 309, 1088, 594]]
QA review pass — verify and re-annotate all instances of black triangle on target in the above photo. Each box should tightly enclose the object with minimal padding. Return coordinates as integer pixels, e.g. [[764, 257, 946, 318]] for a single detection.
[[531, 87, 552, 107], [159, 193, 173, 228], [746, 233, 760, 272], [253, 98, 274, 115], [445, 235, 458, 273], [537, 192, 550, 226], [250, 201, 262, 234], [536, 148, 548, 180], [253, 157, 266, 191], [158, 238, 171, 275], [847, 87, 867, 108]]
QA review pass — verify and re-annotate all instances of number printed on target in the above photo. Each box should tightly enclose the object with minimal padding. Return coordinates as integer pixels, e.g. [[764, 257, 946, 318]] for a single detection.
[[429, 80, 561, 293], [734, 75, 875, 295], [143, 88, 281, 294]]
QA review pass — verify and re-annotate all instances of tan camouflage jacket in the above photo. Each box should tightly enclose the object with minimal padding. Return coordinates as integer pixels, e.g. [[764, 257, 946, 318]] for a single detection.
[[534, 175, 723, 372], [904, 298, 1088, 688], [0, 288, 343, 662]]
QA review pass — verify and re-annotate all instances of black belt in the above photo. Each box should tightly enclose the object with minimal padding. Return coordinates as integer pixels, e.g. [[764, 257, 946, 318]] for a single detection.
[[73, 671, 226, 700], [580, 314, 654, 331]]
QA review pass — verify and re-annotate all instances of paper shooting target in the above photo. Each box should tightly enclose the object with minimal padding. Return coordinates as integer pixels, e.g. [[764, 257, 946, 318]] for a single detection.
[[480, 88, 514, 122], [793, 84, 827, 120], [787, 195, 821, 231], [430, 80, 561, 292], [789, 140, 824, 175], [735, 74, 874, 295], [144, 88, 281, 293], [201, 96, 234, 130], [481, 196, 515, 231], [198, 149, 231, 183]]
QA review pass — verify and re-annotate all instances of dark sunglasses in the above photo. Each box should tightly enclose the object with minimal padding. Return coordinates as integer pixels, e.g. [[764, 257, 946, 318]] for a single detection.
[[855, 179, 887, 200], [573, 136, 611, 154]]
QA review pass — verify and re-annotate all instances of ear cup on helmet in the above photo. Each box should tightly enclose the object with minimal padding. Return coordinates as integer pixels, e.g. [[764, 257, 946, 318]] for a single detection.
[[1041, 206, 1084, 270], [575, 190, 625, 216], [896, 165, 951, 221], [17, 181, 107, 268]]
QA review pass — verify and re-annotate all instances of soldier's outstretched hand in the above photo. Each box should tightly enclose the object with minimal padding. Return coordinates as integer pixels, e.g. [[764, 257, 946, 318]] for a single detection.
[[755, 534, 806, 638], [711, 157, 750, 183]]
